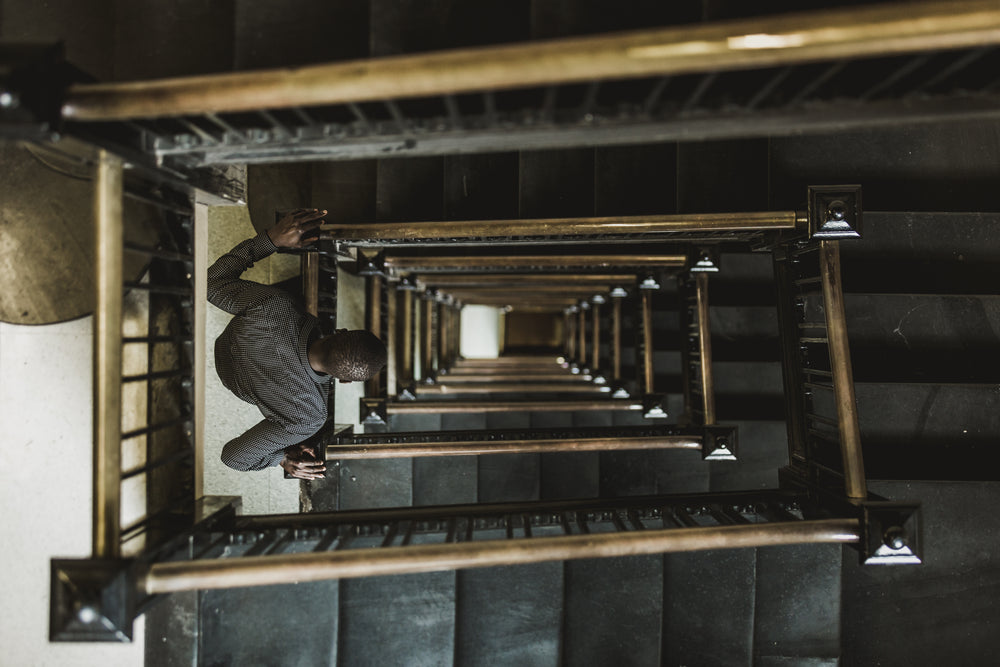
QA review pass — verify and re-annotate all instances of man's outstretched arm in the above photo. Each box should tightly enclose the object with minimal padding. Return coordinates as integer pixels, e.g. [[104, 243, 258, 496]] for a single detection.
[[207, 208, 327, 315], [220, 418, 325, 479]]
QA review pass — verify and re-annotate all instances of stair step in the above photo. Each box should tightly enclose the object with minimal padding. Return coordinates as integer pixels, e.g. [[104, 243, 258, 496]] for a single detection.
[[753, 544, 843, 664], [843, 211, 1000, 260], [662, 549, 756, 666], [844, 293, 1000, 352], [709, 420, 789, 492], [531, 0, 697, 39], [338, 457, 413, 509], [711, 306, 779, 342], [850, 347, 1000, 384], [518, 149, 596, 218], [479, 411, 540, 502], [533, 411, 600, 499], [769, 125, 1000, 212], [856, 382, 1000, 443], [842, 480, 1000, 665], [375, 158, 445, 222], [444, 153, 520, 220], [564, 556, 664, 665], [312, 161, 378, 222], [200, 581, 340, 667], [677, 139, 769, 214], [371, 0, 529, 55], [339, 573, 455, 666], [415, 455, 478, 505], [600, 447, 708, 497], [455, 563, 562, 666], [714, 361, 784, 396], [116, 0, 233, 80], [594, 144, 678, 215], [387, 413, 442, 432], [235, 0, 369, 69]]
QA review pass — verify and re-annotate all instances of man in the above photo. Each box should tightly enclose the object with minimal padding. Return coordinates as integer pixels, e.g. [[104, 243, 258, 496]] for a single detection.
[[208, 208, 386, 479]]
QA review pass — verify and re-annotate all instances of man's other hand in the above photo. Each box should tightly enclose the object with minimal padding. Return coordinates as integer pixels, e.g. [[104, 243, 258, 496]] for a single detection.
[[280, 443, 327, 480], [267, 208, 327, 249]]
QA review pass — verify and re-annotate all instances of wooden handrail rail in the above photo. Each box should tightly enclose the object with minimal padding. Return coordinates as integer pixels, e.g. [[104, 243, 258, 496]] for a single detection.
[[388, 400, 640, 413], [93, 149, 123, 559], [324, 435, 702, 460], [386, 255, 687, 270], [141, 519, 860, 593], [64, 1, 1000, 121], [321, 211, 800, 243]]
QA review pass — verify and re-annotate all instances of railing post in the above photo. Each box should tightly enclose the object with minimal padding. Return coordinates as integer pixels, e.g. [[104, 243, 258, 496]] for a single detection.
[[578, 301, 588, 373], [591, 295, 604, 383], [820, 240, 867, 500], [386, 279, 398, 398], [400, 281, 415, 390], [610, 287, 627, 396], [421, 290, 434, 383], [567, 306, 577, 367], [432, 298, 442, 375], [439, 299, 453, 372], [93, 149, 123, 559], [639, 277, 665, 417], [365, 274, 383, 397], [695, 273, 716, 426], [641, 290, 654, 393], [454, 304, 463, 364], [773, 247, 810, 476]]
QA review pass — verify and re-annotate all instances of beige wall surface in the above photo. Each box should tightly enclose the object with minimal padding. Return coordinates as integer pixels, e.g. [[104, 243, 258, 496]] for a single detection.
[[0, 317, 145, 667]]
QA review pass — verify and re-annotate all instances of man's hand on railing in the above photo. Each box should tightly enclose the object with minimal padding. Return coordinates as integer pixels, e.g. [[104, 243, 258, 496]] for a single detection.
[[279, 443, 326, 480], [267, 208, 327, 249]]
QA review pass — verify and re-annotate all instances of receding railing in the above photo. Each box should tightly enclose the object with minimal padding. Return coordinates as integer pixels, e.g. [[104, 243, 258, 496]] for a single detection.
[[321, 211, 802, 246], [91, 148, 199, 561], [388, 399, 641, 413], [93, 149, 124, 559], [386, 255, 687, 272], [142, 519, 860, 593], [680, 271, 717, 426], [52, 485, 919, 641], [135, 492, 857, 593], [62, 1, 1000, 121], [774, 187, 867, 499], [317, 424, 734, 459]]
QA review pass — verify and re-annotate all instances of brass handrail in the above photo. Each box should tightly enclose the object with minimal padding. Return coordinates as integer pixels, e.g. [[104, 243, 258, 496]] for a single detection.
[[453, 356, 559, 365], [321, 211, 799, 243], [400, 288, 414, 386], [64, 1, 1000, 121], [612, 294, 623, 384], [386, 255, 687, 270], [641, 290, 655, 394], [93, 149, 124, 559], [389, 400, 641, 413], [696, 273, 716, 425], [418, 274, 635, 287], [141, 519, 860, 593], [364, 275, 383, 397], [820, 241, 867, 499], [436, 373, 582, 382], [324, 435, 702, 459], [416, 383, 611, 395]]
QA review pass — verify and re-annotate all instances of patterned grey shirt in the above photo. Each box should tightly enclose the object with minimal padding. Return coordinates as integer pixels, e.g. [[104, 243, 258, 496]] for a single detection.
[[208, 232, 331, 471]]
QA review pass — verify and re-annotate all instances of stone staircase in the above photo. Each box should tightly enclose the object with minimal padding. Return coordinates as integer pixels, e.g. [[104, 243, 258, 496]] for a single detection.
[[125, 1, 1000, 666]]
